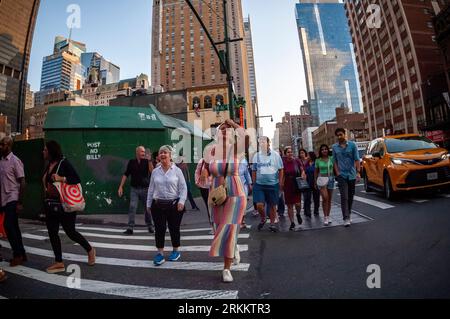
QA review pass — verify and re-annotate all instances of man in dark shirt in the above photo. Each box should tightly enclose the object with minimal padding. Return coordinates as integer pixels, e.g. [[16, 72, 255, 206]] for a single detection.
[[118, 146, 154, 235]]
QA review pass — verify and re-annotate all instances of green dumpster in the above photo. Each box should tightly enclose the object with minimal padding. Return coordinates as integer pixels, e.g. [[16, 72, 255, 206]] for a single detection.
[[44, 105, 211, 215]]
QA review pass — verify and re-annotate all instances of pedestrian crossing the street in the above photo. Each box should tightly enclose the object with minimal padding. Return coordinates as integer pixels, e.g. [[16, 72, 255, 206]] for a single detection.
[[0, 223, 252, 299]]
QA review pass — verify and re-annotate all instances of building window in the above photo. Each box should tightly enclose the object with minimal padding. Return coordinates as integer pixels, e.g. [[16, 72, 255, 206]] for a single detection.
[[204, 96, 213, 109], [215, 94, 224, 106]]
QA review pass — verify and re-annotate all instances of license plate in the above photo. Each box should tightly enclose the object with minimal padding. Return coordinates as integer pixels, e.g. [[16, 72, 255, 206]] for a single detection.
[[427, 172, 438, 181]]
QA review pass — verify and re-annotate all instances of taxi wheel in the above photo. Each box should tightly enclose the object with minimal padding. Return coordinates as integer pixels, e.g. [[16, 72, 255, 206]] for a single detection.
[[363, 171, 373, 192], [383, 172, 395, 200]]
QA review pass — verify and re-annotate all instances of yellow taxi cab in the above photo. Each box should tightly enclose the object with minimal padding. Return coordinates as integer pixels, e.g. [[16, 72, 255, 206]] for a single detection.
[[362, 134, 450, 199]]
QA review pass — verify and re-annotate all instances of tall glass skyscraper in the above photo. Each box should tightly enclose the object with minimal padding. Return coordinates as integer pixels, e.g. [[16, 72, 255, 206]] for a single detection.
[[40, 36, 85, 91], [81, 52, 120, 85], [296, 0, 363, 124]]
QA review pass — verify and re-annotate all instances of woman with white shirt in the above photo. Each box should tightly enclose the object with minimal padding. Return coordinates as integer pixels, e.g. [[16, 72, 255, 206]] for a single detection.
[[147, 145, 187, 266]]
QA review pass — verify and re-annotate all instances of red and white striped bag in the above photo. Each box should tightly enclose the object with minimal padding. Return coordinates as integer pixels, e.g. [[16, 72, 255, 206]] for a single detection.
[[53, 159, 86, 213]]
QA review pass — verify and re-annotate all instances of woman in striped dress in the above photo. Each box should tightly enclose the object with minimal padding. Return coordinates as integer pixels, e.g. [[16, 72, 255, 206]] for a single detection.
[[207, 119, 247, 283]]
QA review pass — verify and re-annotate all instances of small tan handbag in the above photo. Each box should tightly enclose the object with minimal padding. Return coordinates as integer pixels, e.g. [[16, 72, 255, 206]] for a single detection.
[[208, 163, 229, 207]]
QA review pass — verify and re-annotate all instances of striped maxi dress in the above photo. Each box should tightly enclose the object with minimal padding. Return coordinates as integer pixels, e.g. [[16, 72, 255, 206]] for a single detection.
[[208, 154, 247, 259]]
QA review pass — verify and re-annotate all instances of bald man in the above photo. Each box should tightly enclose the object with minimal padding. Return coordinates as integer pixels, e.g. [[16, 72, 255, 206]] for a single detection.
[[0, 137, 27, 266], [118, 146, 154, 235]]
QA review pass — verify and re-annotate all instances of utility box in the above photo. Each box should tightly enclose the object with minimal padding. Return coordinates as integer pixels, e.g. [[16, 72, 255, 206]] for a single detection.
[[43, 105, 211, 214]]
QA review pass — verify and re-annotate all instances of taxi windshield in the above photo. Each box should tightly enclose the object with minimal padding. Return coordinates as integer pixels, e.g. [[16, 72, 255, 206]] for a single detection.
[[385, 136, 438, 153]]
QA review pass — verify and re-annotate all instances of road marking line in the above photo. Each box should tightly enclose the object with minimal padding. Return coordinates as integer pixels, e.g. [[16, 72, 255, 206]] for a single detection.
[[410, 199, 429, 204], [86, 242, 249, 253], [0, 262, 238, 299], [352, 196, 395, 210], [20, 235, 249, 252], [71, 226, 245, 234], [440, 194, 450, 198], [0, 241, 249, 272], [22, 234, 48, 241], [0, 296, 7, 299], [35, 230, 250, 241]]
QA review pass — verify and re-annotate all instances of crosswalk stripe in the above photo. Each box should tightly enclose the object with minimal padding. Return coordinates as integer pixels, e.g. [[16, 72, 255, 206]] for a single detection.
[[22, 234, 47, 241], [20, 234, 249, 252], [352, 196, 395, 210], [73, 226, 222, 234], [0, 296, 7, 299], [410, 199, 429, 204], [86, 242, 249, 253], [0, 241, 250, 272], [35, 230, 250, 241], [0, 262, 238, 299]]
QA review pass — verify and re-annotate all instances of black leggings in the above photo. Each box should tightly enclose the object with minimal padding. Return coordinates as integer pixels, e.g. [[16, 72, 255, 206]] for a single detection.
[[46, 210, 92, 263], [151, 200, 184, 249]]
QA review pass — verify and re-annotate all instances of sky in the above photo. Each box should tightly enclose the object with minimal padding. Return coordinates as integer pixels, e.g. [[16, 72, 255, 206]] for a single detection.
[[28, 0, 308, 138]]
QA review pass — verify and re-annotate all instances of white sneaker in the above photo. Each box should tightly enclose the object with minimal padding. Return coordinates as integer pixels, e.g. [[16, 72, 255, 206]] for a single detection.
[[328, 217, 333, 224], [222, 269, 234, 283], [344, 219, 351, 227], [233, 245, 240, 266], [324, 217, 329, 226]]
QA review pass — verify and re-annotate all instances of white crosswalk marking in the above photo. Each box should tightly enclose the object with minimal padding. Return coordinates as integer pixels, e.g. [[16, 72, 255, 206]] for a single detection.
[[85, 242, 249, 253], [2, 219, 253, 299], [20, 234, 249, 252], [0, 296, 7, 299], [410, 199, 429, 204], [352, 196, 395, 210], [0, 241, 250, 272], [0, 262, 238, 299], [35, 230, 250, 241], [74, 226, 234, 233]]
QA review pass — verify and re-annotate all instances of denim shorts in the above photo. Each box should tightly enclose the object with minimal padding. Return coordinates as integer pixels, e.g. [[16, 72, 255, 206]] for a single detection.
[[253, 183, 280, 206]]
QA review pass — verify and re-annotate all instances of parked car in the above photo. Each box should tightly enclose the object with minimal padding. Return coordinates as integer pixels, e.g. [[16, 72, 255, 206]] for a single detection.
[[362, 134, 450, 199]]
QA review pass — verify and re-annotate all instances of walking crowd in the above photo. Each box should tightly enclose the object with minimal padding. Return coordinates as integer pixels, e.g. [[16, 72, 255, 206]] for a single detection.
[[0, 120, 360, 284]]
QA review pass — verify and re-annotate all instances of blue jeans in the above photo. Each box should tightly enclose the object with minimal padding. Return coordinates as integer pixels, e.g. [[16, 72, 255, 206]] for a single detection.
[[128, 187, 153, 228], [3, 201, 26, 258]]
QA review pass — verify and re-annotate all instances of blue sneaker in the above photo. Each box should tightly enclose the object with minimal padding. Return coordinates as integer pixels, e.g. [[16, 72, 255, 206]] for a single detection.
[[168, 251, 181, 262], [153, 253, 165, 266]]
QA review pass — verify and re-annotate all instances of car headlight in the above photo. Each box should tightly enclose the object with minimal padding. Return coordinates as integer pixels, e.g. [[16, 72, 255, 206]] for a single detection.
[[442, 153, 450, 160], [392, 158, 405, 165]]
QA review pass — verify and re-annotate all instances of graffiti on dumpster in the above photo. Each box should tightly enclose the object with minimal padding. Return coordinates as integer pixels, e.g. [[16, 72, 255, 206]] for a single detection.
[[86, 142, 102, 161]]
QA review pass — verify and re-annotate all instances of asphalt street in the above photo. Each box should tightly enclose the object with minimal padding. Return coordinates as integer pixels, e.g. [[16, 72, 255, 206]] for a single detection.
[[0, 183, 449, 299]]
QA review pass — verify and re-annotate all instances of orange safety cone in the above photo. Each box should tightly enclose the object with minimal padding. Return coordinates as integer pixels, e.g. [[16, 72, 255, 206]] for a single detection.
[[0, 212, 7, 239]]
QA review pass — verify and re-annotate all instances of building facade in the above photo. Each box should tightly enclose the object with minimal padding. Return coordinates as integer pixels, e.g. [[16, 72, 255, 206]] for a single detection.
[[276, 110, 316, 153], [345, 0, 449, 139], [25, 83, 34, 110], [0, 0, 40, 132], [296, 0, 363, 125], [81, 74, 150, 107], [81, 52, 120, 85], [151, 0, 254, 128], [40, 36, 86, 92], [243, 15, 259, 129], [312, 106, 369, 152], [302, 126, 319, 153], [24, 91, 89, 140], [312, 120, 338, 154], [187, 84, 230, 133], [420, 2, 450, 149]]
